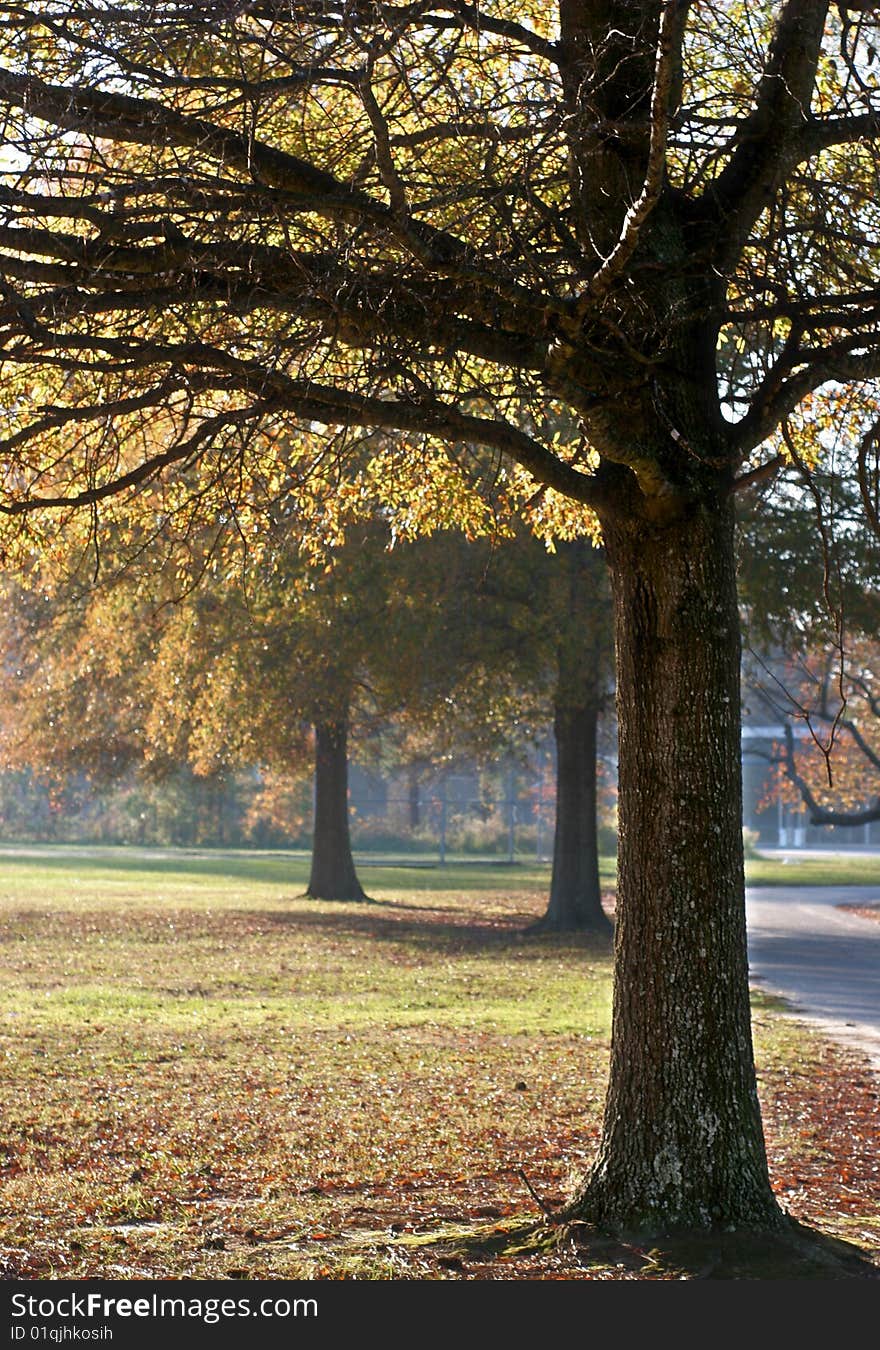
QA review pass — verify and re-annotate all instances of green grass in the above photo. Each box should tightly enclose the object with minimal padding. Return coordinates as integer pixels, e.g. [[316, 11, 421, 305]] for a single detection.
[[745, 853, 880, 887], [0, 844, 877, 1280], [1, 838, 877, 891]]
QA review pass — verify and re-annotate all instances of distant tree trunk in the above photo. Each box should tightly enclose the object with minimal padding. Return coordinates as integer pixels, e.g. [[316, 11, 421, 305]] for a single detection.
[[529, 539, 612, 936], [530, 697, 611, 935], [214, 777, 227, 846], [306, 718, 366, 901], [407, 768, 421, 830], [568, 498, 781, 1233]]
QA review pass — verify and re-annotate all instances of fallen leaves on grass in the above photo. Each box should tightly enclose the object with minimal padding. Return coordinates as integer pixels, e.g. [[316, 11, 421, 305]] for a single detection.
[[0, 858, 876, 1279]]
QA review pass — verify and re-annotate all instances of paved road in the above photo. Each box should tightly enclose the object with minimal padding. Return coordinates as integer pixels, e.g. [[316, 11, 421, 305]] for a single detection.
[[746, 886, 880, 1070]]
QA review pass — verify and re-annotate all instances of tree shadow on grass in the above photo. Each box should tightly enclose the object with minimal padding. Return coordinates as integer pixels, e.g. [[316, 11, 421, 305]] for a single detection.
[[238, 903, 614, 959], [0, 889, 613, 960], [405, 1215, 880, 1279]]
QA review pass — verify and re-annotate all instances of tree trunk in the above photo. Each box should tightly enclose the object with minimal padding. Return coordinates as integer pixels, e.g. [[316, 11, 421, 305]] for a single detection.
[[306, 719, 367, 901], [530, 538, 612, 936], [407, 768, 421, 830], [568, 498, 782, 1234], [530, 698, 611, 935]]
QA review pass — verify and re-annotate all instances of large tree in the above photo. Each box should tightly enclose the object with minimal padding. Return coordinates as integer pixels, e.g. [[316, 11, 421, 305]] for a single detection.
[[0, 521, 419, 899], [1, 2, 879, 1237]]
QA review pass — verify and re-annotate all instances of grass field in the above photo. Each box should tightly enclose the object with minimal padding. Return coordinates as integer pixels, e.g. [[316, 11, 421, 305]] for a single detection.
[[0, 846, 878, 1280]]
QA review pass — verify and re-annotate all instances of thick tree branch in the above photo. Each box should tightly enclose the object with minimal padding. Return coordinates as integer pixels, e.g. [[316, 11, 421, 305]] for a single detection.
[[574, 0, 689, 311], [0, 400, 278, 514], [729, 454, 786, 495], [703, 0, 832, 269], [797, 108, 880, 161], [0, 67, 571, 326], [378, 3, 558, 62], [0, 374, 210, 459], [733, 349, 880, 456], [0, 285, 548, 382], [726, 286, 880, 330], [0, 341, 618, 517]]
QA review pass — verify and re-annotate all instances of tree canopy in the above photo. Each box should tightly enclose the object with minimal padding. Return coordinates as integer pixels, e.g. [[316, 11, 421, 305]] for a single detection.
[[0, 2, 875, 536]]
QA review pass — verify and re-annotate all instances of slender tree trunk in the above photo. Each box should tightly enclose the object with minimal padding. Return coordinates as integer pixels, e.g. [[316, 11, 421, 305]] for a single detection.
[[530, 698, 611, 935], [568, 498, 782, 1233], [306, 718, 366, 901], [530, 539, 612, 936], [407, 768, 421, 830]]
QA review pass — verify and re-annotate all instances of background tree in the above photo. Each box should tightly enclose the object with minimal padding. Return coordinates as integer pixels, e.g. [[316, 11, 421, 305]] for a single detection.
[[379, 526, 614, 931], [739, 415, 880, 829], [527, 538, 613, 935], [143, 554, 370, 901], [0, 523, 410, 899], [0, 567, 162, 795], [1, 2, 880, 1239], [750, 637, 880, 828]]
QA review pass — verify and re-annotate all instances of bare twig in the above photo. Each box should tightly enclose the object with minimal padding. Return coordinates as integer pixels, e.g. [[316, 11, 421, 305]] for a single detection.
[[517, 1166, 556, 1222]]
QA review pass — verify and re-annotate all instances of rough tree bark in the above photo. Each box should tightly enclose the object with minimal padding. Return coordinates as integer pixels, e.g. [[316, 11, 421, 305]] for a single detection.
[[568, 497, 781, 1232], [306, 718, 367, 902]]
